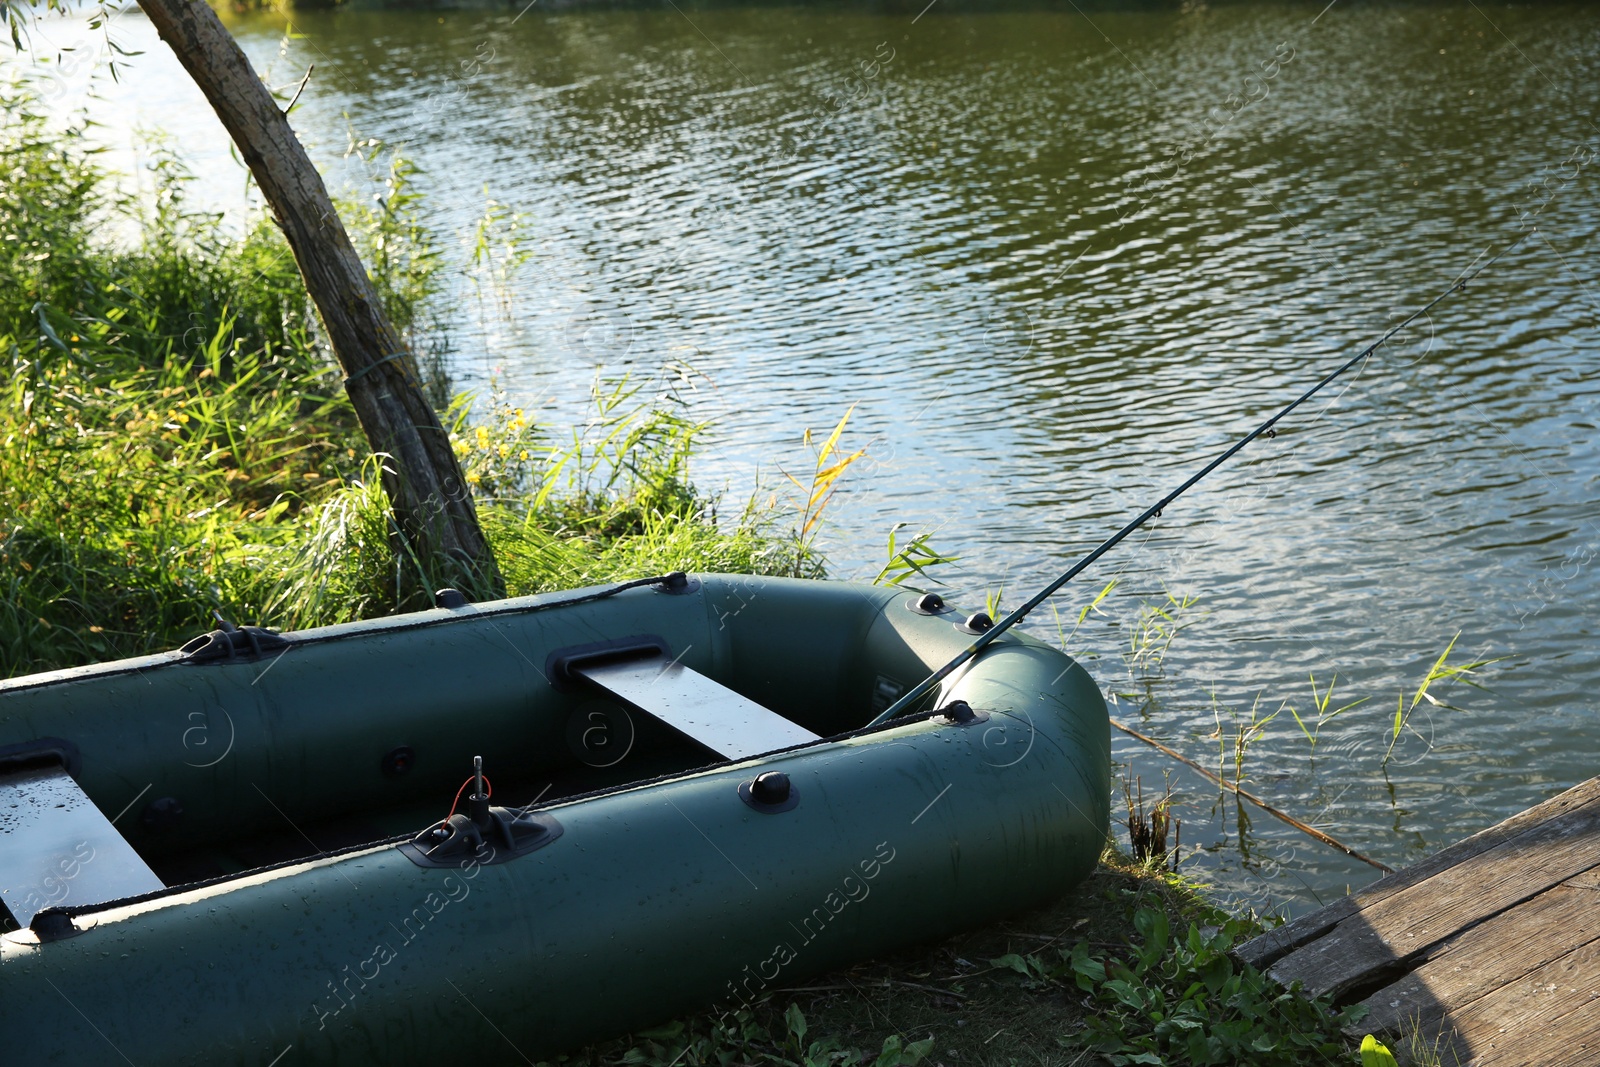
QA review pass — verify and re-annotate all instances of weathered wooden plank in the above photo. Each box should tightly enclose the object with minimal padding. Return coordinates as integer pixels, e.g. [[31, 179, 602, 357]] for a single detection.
[[1233, 897, 1360, 972], [1269, 787, 1600, 998], [1353, 881, 1600, 1037], [1527, 1011, 1600, 1067], [1564, 869, 1600, 891], [1431, 936, 1600, 1067], [1235, 776, 1600, 970]]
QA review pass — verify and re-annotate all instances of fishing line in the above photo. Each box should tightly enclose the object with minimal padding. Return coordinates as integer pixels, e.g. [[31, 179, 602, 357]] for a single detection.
[[868, 228, 1536, 728]]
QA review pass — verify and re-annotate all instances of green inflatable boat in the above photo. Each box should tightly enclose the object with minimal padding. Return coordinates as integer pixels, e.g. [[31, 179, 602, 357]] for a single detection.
[[0, 574, 1109, 1065]]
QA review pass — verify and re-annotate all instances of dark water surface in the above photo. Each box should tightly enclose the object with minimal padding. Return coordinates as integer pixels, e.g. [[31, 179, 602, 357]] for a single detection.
[[20, 1, 1600, 915]]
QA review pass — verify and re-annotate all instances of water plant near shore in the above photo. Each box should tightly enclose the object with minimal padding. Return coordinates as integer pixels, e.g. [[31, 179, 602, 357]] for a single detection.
[[1383, 633, 1501, 768], [782, 403, 865, 578], [1124, 772, 1179, 869], [1, 88, 358, 673], [1291, 672, 1368, 758], [873, 522, 958, 591], [1126, 587, 1201, 676]]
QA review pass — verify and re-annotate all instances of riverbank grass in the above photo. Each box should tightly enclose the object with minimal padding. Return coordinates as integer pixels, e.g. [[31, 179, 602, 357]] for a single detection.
[[545, 850, 1367, 1067]]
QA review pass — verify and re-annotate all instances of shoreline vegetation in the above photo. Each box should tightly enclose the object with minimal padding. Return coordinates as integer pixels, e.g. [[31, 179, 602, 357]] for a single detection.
[[553, 850, 1371, 1067], [1, 85, 1390, 1064], [0, 86, 810, 676]]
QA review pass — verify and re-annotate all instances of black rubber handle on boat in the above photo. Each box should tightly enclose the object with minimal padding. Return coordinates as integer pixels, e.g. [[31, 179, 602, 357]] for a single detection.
[[867, 230, 1533, 729], [546, 634, 670, 688]]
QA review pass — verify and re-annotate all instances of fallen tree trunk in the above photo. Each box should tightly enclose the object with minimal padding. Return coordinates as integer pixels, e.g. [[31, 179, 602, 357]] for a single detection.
[[136, 0, 502, 599]]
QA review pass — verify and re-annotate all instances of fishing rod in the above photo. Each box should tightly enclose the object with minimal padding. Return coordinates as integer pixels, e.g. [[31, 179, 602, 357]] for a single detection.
[[867, 229, 1534, 729]]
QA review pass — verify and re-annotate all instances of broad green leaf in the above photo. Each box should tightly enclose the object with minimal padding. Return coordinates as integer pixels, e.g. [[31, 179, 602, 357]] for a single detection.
[[815, 403, 857, 465], [1360, 1034, 1400, 1067], [990, 952, 1032, 976], [785, 1002, 806, 1046]]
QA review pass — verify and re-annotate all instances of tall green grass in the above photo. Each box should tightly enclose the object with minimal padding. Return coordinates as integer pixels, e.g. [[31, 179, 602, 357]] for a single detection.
[[0, 84, 804, 677], [1, 88, 357, 674], [259, 379, 809, 633]]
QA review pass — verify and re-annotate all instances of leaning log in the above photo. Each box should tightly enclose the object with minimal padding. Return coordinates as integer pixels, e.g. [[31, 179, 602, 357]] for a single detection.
[[136, 0, 502, 597]]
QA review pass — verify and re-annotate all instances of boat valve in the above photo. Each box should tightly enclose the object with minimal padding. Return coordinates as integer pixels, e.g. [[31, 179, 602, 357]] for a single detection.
[[739, 770, 800, 814], [956, 611, 994, 635], [935, 699, 987, 727], [751, 771, 790, 805], [468, 755, 491, 830]]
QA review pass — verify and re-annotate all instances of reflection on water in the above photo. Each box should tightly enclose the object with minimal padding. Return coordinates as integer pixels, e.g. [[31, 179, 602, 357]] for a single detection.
[[17, 1, 1600, 914]]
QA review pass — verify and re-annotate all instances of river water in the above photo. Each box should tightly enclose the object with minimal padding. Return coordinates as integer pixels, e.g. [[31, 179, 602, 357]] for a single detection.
[[14, 1, 1600, 916]]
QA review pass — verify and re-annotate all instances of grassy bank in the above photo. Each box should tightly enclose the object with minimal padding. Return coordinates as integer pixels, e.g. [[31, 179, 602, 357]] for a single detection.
[[540, 849, 1370, 1067], [0, 84, 802, 677]]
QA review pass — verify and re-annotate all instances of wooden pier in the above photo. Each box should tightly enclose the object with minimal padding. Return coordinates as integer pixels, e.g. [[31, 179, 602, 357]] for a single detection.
[[1235, 776, 1600, 1066]]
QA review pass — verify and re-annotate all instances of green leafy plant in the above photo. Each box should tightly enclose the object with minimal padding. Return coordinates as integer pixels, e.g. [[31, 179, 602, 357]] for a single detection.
[[339, 136, 453, 407], [1207, 689, 1282, 790], [1068, 906, 1365, 1066], [872, 523, 957, 589], [1360, 1035, 1400, 1067], [0, 82, 803, 677], [984, 583, 1004, 622], [436, 374, 804, 598], [1052, 576, 1119, 659], [1233, 693, 1281, 787], [1290, 672, 1368, 756], [781, 404, 865, 577], [1126, 588, 1199, 675], [782, 1004, 933, 1067], [465, 374, 708, 536], [341, 136, 443, 336], [1384, 633, 1501, 766], [466, 189, 533, 321], [0, 85, 370, 673], [955, 900, 1365, 1065], [1365, 1022, 1451, 1067]]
